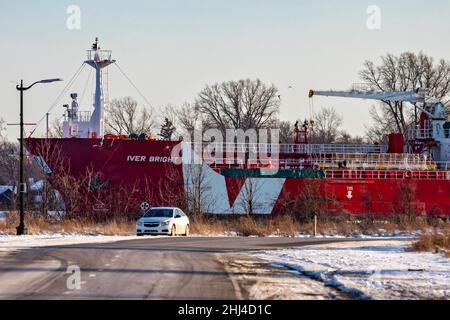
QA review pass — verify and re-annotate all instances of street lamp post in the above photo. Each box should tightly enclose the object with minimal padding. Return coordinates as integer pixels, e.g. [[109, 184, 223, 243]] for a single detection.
[[15, 78, 63, 236]]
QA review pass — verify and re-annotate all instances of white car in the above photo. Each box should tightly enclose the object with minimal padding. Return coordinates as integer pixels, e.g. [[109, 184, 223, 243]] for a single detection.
[[136, 207, 190, 236]]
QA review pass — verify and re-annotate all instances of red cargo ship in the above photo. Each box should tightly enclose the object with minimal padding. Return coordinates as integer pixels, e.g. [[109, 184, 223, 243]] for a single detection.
[[26, 40, 450, 216]]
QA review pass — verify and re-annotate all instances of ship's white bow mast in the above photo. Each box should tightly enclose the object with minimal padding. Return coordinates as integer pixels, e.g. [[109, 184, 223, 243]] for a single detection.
[[63, 38, 116, 139]]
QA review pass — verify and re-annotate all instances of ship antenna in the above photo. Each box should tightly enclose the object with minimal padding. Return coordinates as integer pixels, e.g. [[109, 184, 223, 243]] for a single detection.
[[92, 37, 99, 51]]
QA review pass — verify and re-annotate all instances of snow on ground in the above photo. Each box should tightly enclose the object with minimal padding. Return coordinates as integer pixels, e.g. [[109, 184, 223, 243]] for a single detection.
[[0, 233, 140, 251], [254, 240, 450, 300], [192, 232, 417, 239], [293, 232, 417, 239], [220, 254, 343, 300]]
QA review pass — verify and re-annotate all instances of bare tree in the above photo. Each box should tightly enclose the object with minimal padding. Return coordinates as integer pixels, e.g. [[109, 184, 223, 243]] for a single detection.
[[158, 118, 176, 141], [393, 181, 420, 222], [183, 164, 213, 215], [278, 180, 329, 223], [105, 97, 155, 135], [336, 130, 365, 144], [360, 52, 450, 141], [176, 102, 203, 137], [0, 119, 49, 212], [48, 119, 63, 138], [310, 107, 343, 144], [0, 118, 18, 185], [0, 118, 6, 140], [158, 105, 180, 137], [238, 176, 264, 215], [275, 120, 295, 144], [195, 79, 280, 134]]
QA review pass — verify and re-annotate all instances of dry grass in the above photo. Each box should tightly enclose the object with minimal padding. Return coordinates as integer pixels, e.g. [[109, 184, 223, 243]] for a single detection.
[[1, 211, 448, 238], [1, 211, 135, 236], [188, 214, 443, 237], [188, 214, 230, 235], [189, 214, 301, 237], [411, 229, 450, 256]]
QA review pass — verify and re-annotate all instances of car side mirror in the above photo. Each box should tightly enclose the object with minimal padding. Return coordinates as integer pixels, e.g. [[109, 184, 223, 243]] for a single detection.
[[175, 214, 182, 218]]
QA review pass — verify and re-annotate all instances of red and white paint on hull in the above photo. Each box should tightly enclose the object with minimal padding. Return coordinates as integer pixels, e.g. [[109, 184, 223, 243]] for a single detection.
[[25, 138, 450, 216]]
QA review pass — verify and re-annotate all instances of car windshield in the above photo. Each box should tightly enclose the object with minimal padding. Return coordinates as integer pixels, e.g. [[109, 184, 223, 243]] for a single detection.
[[143, 209, 174, 218]]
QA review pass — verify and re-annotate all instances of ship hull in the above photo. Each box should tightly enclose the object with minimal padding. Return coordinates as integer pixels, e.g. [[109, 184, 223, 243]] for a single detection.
[[26, 138, 450, 216]]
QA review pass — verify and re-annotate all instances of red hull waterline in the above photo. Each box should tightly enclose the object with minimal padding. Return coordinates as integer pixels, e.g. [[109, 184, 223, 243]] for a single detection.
[[26, 138, 450, 216]]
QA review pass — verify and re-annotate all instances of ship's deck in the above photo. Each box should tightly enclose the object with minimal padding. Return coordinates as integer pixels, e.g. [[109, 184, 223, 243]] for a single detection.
[[193, 142, 447, 172]]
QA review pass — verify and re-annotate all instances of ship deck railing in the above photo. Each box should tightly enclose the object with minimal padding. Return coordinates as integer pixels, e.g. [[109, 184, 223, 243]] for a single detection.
[[204, 157, 450, 172], [325, 169, 450, 181], [314, 152, 429, 161], [406, 128, 450, 140], [195, 142, 388, 155], [284, 159, 438, 171]]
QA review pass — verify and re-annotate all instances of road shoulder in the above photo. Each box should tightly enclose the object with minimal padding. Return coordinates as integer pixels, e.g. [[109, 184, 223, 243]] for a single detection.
[[218, 253, 346, 300]]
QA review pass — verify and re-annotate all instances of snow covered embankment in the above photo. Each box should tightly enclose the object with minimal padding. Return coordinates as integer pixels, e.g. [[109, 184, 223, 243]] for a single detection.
[[254, 241, 450, 300], [0, 233, 140, 251]]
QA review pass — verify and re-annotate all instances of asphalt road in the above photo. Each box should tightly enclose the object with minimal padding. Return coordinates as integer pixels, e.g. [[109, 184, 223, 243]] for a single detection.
[[0, 237, 359, 300]]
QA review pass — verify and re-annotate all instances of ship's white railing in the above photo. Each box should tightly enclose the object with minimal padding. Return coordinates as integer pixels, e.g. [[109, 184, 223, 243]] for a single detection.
[[86, 50, 113, 61], [64, 111, 91, 123], [436, 161, 450, 171], [406, 128, 433, 140], [315, 152, 429, 162], [325, 170, 450, 181], [203, 156, 447, 171], [195, 143, 388, 155], [302, 159, 437, 171], [279, 144, 388, 154], [206, 162, 450, 180], [407, 128, 450, 140]]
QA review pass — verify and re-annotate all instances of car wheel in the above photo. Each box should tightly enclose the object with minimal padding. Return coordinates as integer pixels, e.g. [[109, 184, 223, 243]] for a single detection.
[[183, 225, 190, 237], [170, 225, 176, 236]]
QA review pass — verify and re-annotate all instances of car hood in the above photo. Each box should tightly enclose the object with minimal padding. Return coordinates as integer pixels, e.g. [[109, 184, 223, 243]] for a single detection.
[[139, 217, 172, 223]]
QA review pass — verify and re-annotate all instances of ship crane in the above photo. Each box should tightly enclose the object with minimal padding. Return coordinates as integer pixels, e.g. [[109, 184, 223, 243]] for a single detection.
[[308, 87, 445, 119], [308, 86, 450, 162]]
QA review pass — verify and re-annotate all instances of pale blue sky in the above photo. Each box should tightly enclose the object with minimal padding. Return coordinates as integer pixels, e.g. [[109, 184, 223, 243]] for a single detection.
[[1, 0, 449, 140]]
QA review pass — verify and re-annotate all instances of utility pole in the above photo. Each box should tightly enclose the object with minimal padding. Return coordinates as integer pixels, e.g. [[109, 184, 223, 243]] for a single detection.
[[17, 80, 26, 236], [43, 112, 50, 218], [15, 78, 62, 235], [46, 112, 50, 139], [313, 215, 317, 237]]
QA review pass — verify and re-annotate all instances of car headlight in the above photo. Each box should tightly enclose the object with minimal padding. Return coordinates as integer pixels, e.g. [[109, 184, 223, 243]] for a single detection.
[[162, 220, 170, 226], [137, 221, 143, 227]]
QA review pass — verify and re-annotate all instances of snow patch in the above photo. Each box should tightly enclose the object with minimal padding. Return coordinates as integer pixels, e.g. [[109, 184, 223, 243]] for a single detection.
[[255, 240, 450, 300], [0, 233, 141, 251]]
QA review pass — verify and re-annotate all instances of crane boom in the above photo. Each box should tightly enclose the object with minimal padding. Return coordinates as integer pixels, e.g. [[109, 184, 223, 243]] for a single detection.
[[308, 89, 440, 104], [308, 88, 444, 118]]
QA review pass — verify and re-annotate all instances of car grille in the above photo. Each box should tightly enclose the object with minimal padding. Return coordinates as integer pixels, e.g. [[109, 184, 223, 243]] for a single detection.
[[144, 223, 159, 228]]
